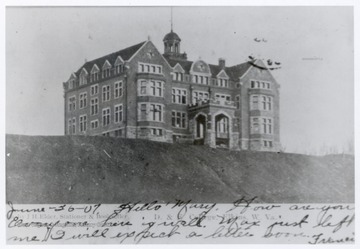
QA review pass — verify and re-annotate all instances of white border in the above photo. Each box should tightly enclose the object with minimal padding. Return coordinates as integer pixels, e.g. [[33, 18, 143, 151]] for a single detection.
[[1, 1, 358, 249]]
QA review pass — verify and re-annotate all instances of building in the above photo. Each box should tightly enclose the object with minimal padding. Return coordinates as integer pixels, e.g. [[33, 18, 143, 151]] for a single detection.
[[63, 29, 280, 151]]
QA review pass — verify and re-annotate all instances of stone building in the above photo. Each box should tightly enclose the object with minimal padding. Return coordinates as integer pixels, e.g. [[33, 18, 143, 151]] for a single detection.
[[63, 29, 280, 151]]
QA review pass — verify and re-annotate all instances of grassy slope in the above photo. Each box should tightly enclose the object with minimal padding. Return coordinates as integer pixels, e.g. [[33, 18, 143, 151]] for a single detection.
[[6, 134, 354, 204]]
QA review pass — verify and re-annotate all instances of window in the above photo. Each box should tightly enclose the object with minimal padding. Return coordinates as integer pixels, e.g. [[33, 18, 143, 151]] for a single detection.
[[72, 117, 76, 134], [215, 94, 231, 102], [115, 129, 123, 137], [251, 117, 273, 134], [156, 81, 162, 96], [115, 64, 123, 74], [114, 81, 123, 98], [102, 68, 111, 78], [79, 93, 87, 109], [102, 108, 110, 126], [251, 95, 272, 111], [250, 80, 271, 89], [140, 81, 147, 95], [264, 140, 273, 147], [262, 118, 272, 134], [91, 120, 99, 130], [90, 98, 98, 115], [171, 111, 187, 128], [102, 85, 110, 102], [217, 78, 229, 87], [150, 104, 162, 122], [68, 96, 76, 111], [250, 95, 259, 110], [151, 128, 163, 136], [192, 74, 209, 85], [90, 72, 99, 82], [172, 88, 187, 104], [114, 104, 123, 123], [80, 72, 87, 85], [173, 72, 183, 81], [91, 84, 99, 96], [102, 132, 110, 137], [217, 117, 229, 133], [79, 115, 87, 132], [235, 95, 241, 109], [67, 119, 72, 134], [138, 63, 163, 75], [251, 117, 260, 134], [138, 80, 164, 97], [262, 96, 272, 111], [192, 91, 209, 104], [140, 104, 147, 120], [68, 80, 74, 90], [150, 81, 156, 95], [138, 103, 164, 122]]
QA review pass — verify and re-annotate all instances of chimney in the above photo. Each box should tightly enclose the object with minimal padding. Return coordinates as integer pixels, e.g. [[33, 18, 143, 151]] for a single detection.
[[219, 58, 226, 69]]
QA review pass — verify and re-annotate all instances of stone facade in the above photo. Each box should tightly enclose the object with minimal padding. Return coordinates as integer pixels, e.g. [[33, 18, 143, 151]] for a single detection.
[[63, 30, 281, 151]]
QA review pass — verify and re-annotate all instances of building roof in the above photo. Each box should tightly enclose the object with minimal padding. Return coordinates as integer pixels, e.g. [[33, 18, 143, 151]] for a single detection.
[[72, 38, 254, 81], [165, 56, 253, 81], [226, 62, 253, 80], [75, 41, 146, 76], [165, 57, 193, 72], [163, 31, 181, 42]]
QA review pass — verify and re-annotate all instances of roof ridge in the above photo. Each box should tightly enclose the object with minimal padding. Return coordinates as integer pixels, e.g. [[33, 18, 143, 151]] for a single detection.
[[75, 41, 147, 75], [86, 41, 147, 65]]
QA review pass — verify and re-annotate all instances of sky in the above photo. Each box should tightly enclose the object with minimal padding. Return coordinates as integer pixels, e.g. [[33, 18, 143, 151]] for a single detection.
[[5, 6, 354, 154]]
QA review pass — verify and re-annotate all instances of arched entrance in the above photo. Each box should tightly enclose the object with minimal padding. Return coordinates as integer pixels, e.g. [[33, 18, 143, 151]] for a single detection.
[[194, 114, 206, 145], [215, 114, 230, 148]]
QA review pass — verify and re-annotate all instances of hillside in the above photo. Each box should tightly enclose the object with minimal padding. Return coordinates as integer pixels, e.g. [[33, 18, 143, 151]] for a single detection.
[[6, 134, 354, 204]]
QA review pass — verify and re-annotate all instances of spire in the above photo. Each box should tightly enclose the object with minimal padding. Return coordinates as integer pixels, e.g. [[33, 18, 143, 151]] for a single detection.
[[171, 7, 173, 32]]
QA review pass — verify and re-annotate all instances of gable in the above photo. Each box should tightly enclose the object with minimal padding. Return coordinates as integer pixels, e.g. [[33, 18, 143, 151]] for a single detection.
[[241, 60, 278, 84], [173, 63, 185, 73], [68, 72, 77, 81], [90, 64, 100, 73], [190, 60, 211, 75], [130, 40, 172, 69], [102, 60, 112, 69], [80, 67, 88, 75], [114, 56, 124, 65], [216, 69, 229, 79]]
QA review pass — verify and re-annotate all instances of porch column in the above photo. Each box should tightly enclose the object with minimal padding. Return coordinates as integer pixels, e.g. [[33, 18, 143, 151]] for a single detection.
[[205, 113, 216, 148]]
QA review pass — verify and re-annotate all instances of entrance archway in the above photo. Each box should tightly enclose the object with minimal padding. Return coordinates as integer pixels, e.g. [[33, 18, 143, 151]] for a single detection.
[[194, 114, 206, 145], [215, 114, 229, 148]]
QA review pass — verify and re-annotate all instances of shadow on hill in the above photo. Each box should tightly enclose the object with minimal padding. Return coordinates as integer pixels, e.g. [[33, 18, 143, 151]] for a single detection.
[[6, 134, 354, 204]]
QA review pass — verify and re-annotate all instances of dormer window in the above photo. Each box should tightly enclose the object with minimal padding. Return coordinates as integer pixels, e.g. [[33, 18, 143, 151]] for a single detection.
[[102, 68, 111, 78], [102, 60, 112, 78], [90, 71, 99, 82], [172, 72, 183, 81], [217, 78, 229, 87], [114, 56, 124, 74], [79, 69, 88, 86], [90, 65, 99, 83], [115, 64, 123, 74], [68, 79, 74, 89]]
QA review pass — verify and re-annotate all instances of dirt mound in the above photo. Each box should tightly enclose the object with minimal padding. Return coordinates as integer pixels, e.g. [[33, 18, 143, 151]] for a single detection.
[[6, 135, 354, 204]]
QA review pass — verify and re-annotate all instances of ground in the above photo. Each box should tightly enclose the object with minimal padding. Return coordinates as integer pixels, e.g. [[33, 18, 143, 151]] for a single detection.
[[6, 134, 354, 204]]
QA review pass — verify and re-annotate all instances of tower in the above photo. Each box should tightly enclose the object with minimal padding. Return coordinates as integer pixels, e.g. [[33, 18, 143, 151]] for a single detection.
[[163, 30, 181, 55], [163, 8, 187, 60]]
